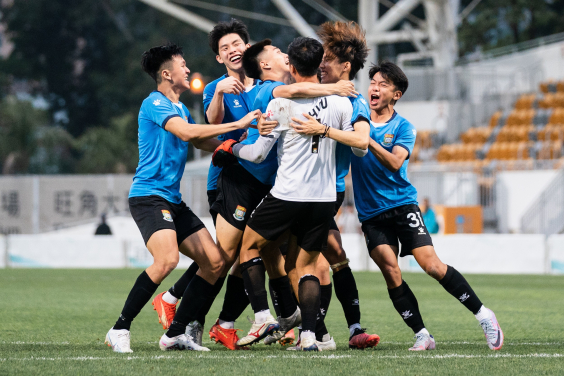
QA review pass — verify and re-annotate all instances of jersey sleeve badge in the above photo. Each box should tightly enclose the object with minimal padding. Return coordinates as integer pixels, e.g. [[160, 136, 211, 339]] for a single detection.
[[382, 134, 394, 147]]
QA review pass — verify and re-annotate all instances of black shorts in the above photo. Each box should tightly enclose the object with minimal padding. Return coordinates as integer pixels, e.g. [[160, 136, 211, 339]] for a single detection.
[[207, 189, 218, 224], [329, 191, 346, 231], [129, 195, 205, 245], [361, 204, 433, 257], [211, 162, 272, 231], [247, 193, 334, 253]]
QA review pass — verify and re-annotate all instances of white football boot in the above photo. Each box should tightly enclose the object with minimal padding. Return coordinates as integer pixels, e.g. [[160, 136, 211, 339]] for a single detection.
[[299, 333, 319, 352], [316, 334, 336, 351], [478, 307, 504, 350], [105, 328, 133, 353], [186, 320, 203, 346], [409, 330, 436, 351], [264, 307, 301, 345], [236, 314, 279, 346], [159, 333, 210, 351]]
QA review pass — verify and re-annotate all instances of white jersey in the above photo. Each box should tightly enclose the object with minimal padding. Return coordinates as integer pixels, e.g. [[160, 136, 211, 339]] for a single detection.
[[233, 95, 353, 202]]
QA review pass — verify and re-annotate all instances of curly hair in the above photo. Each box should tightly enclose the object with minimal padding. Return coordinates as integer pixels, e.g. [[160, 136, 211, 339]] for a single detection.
[[317, 21, 369, 80]]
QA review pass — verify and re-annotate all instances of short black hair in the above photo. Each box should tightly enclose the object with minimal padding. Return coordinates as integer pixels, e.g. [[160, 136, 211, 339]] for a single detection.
[[369, 61, 409, 96], [287, 37, 324, 77], [141, 43, 183, 83], [208, 18, 250, 55], [242, 39, 272, 80]]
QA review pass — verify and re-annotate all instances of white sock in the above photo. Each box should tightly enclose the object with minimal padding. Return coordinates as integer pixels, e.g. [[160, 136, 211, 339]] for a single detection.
[[349, 323, 361, 337], [415, 328, 430, 336], [474, 305, 489, 321], [218, 319, 234, 330], [300, 330, 315, 341], [162, 291, 178, 305], [255, 309, 271, 324]]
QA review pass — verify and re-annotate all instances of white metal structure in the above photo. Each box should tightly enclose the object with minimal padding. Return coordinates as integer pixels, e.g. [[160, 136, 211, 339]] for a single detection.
[[137, 0, 470, 102]]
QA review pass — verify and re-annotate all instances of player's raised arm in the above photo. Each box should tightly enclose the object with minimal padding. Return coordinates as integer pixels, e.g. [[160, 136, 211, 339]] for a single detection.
[[165, 110, 260, 143], [205, 76, 246, 124], [291, 113, 369, 150], [273, 79, 357, 99]]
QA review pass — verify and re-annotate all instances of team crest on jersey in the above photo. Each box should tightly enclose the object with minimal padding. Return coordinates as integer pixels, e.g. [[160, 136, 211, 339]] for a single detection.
[[382, 133, 394, 147], [233, 99, 242, 108], [233, 205, 247, 221], [161, 210, 173, 222]]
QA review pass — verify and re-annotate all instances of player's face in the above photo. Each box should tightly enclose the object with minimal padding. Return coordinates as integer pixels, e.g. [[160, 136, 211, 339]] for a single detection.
[[368, 72, 401, 110], [165, 55, 191, 91], [319, 53, 345, 84], [262, 45, 289, 74], [216, 33, 250, 72]]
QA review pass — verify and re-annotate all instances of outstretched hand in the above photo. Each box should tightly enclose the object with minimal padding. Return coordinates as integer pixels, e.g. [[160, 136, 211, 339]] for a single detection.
[[258, 113, 278, 136], [290, 113, 325, 135], [238, 110, 262, 128]]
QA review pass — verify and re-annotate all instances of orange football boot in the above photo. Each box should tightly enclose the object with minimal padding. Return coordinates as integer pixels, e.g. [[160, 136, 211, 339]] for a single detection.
[[209, 320, 246, 350], [349, 328, 380, 349], [151, 292, 177, 330], [279, 327, 295, 346]]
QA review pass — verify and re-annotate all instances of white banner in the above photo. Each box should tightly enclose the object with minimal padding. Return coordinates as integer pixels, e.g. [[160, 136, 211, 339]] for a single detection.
[[8, 235, 126, 268]]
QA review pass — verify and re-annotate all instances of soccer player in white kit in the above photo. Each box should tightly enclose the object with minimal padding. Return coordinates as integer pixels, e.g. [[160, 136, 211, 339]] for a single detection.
[[212, 37, 369, 351]]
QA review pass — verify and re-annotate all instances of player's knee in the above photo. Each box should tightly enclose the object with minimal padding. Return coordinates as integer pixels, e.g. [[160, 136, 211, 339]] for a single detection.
[[155, 258, 178, 277], [422, 260, 445, 280], [381, 263, 401, 278], [208, 256, 225, 276]]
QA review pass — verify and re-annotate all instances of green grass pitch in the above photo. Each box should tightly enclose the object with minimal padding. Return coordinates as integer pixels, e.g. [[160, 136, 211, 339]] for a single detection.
[[1, 269, 563, 375]]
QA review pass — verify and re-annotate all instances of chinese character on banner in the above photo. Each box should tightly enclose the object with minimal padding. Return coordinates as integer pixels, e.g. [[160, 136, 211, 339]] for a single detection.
[[1, 191, 20, 217], [102, 194, 120, 214], [79, 190, 97, 216], [54, 191, 73, 216]]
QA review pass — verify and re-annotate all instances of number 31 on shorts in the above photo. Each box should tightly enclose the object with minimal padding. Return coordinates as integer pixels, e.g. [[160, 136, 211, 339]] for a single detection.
[[407, 212, 424, 228]]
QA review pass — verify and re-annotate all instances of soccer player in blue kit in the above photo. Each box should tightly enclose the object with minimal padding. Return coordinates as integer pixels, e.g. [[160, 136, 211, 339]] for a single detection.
[[151, 19, 275, 350], [104, 43, 260, 353], [349, 62, 504, 351]]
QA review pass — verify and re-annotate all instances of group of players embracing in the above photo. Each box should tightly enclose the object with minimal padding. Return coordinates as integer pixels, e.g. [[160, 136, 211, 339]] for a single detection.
[[104, 18, 504, 353]]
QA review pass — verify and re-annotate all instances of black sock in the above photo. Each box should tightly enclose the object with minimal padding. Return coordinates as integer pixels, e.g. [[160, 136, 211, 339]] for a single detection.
[[388, 280, 425, 334], [114, 270, 159, 330], [195, 276, 226, 326], [240, 257, 269, 313], [269, 276, 297, 318], [269, 280, 281, 317], [168, 262, 199, 299], [218, 275, 250, 322], [333, 267, 361, 327], [166, 275, 214, 337], [315, 283, 332, 341], [439, 265, 483, 314], [298, 275, 321, 333]]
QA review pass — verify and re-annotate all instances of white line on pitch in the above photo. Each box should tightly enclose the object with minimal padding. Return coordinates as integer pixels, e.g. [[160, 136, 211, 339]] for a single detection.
[[1, 353, 563, 362], [2, 341, 562, 346]]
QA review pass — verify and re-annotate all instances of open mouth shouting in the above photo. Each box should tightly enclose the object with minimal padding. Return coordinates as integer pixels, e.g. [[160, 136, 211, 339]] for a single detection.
[[370, 93, 380, 106]]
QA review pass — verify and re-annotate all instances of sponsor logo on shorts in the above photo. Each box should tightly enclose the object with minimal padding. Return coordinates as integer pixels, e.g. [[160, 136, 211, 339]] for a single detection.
[[418, 227, 427, 235], [161, 210, 173, 222], [382, 133, 394, 147], [233, 205, 247, 221]]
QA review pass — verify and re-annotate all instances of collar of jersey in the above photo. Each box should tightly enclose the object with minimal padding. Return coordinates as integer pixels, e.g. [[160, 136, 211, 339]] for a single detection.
[[152, 90, 177, 105], [370, 110, 397, 128]]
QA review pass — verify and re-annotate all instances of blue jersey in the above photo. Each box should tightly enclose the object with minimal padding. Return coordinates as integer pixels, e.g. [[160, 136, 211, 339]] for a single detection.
[[130, 91, 193, 204], [203, 75, 261, 190], [335, 94, 371, 192], [351, 112, 418, 222], [237, 80, 284, 186]]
